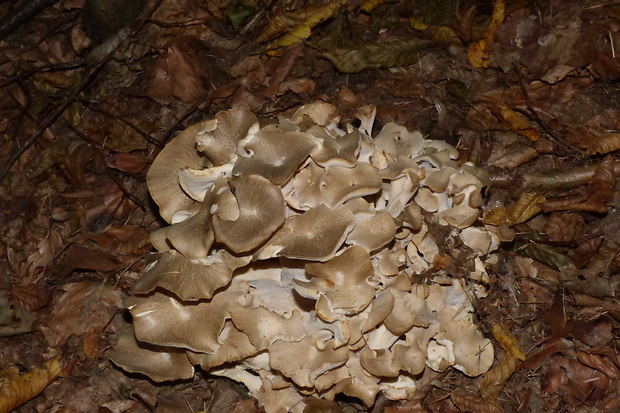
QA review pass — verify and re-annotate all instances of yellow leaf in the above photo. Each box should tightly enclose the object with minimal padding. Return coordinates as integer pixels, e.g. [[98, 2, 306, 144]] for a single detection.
[[264, 0, 344, 53], [359, 0, 398, 13], [484, 192, 546, 226], [499, 103, 540, 141], [410, 17, 428, 30], [0, 357, 62, 413], [468, 0, 505, 68], [492, 323, 526, 360]]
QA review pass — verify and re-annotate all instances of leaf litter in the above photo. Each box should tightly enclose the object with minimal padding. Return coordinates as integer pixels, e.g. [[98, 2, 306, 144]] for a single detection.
[[3, 0, 620, 412]]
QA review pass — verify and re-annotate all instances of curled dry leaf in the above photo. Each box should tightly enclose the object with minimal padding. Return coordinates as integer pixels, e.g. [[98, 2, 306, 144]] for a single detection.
[[324, 38, 427, 73], [451, 390, 503, 413], [577, 351, 619, 379], [0, 357, 62, 413], [468, 0, 505, 68], [492, 323, 525, 361], [497, 103, 540, 141], [484, 192, 546, 226], [479, 354, 518, 400], [543, 212, 584, 243]]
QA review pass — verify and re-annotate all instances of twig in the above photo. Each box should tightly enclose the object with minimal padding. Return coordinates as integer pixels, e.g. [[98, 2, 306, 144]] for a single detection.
[[0, 0, 58, 40], [0, 60, 86, 88], [79, 100, 163, 148], [512, 62, 582, 155], [0, 0, 164, 183]]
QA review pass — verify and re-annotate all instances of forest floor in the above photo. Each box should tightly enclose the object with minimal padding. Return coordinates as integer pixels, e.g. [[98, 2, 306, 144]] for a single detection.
[[2, 0, 620, 412]]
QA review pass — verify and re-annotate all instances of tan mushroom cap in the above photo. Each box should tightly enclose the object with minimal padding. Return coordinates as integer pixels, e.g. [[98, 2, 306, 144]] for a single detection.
[[178, 163, 233, 202], [233, 129, 318, 185], [213, 174, 285, 253], [434, 320, 494, 377], [130, 283, 247, 353], [383, 289, 432, 335], [109, 327, 194, 382], [321, 163, 383, 208], [256, 204, 354, 261], [347, 210, 397, 252], [229, 303, 307, 349], [359, 336, 425, 377], [147, 120, 210, 223], [309, 126, 361, 167], [195, 107, 258, 166], [131, 250, 250, 301], [150, 188, 216, 260], [299, 246, 376, 318], [291, 101, 339, 127], [283, 159, 324, 211], [187, 320, 258, 370], [269, 335, 349, 388], [373, 123, 424, 160]]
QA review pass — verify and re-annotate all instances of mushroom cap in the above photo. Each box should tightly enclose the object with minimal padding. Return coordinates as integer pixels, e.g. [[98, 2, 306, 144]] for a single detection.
[[373, 123, 424, 160], [347, 211, 397, 252], [269, 335, 349, 388], [435, 320, 494, 377], [233, 129, 318, 185], [309, 127, 361, 167], [130, 284, 247, 353], [187, 320, 258, 370], [150, 188, 216, 260], [256, 204, 354, 261], [298, 246, 376, 318], [109, 327, 194, 382], [195, 107, 258, 166], [229, 303, 307, 349], [213, 174, 285, 253], [147, 120, 210, 223], [283, 159, 325, 211], [132, 250, 250, 301], [321, 163, 383, 208]]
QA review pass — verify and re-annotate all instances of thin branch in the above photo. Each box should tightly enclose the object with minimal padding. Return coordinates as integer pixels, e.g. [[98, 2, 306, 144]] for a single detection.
[[0, 0, 164, 183], [80, 100, 163, 148]]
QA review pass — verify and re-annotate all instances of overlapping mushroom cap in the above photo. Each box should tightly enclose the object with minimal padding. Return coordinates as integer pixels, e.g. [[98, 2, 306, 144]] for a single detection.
[[111, 103, 499, 413]]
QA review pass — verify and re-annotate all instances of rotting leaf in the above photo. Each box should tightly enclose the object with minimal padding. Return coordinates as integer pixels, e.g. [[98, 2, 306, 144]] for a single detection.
[[263, 1, 344, 54], [497, 103, 540, 141], [514, 231, 575, 271], [359, 0, 399, 13], [468, 0, 505, 68], [479, 354, 518, 400], [485, 192, 546, 226], [0, 357, 62, 413], [451, 390, 502, 413], [492, 323, 525, 360], [324, 38, 427, 73]]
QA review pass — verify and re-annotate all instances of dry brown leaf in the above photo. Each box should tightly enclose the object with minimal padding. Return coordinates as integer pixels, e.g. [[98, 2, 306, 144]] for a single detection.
[[587, 131, 620, 155], [479, 355, 518, 400], [484, 193, 546, 226], [106, 153, 151, 174], [543, 212, 584, 243], [145, 37, 211, 104], [40, 282, 121, 347], [468, 0, 505, 68], [577, 351, 619, 379], [497, 103, 540, 141], [10, 283, 50, 312], [0, 357, 62, 413], [492, 323, 526, 360], [451, 390, 503, 413]]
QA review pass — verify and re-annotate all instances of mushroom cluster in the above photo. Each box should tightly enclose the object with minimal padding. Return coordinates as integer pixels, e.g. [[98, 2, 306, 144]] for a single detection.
[[111, 102, 499, 412]]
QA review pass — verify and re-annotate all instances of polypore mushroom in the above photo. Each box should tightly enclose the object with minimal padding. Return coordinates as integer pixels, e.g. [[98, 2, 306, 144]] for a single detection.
[[115, 103, 501, 413], [297, 246, 376, 321], [212, 174, 285, 253], [110, 327, 194, 382]]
